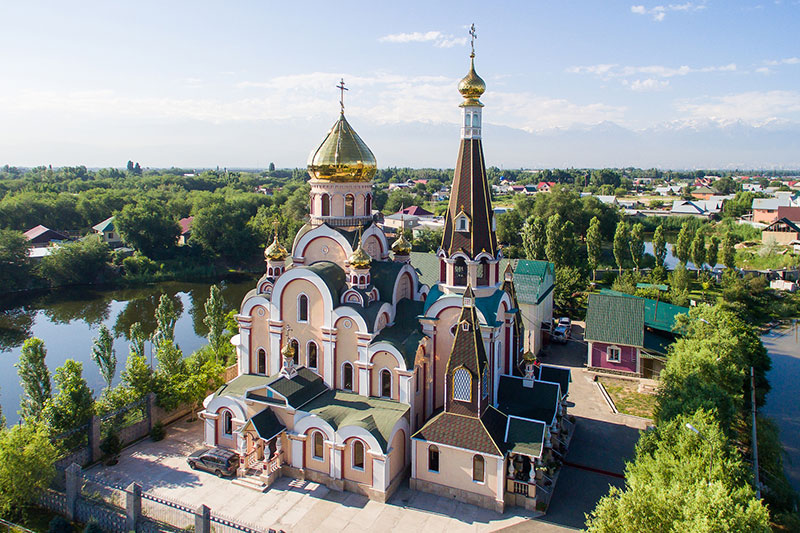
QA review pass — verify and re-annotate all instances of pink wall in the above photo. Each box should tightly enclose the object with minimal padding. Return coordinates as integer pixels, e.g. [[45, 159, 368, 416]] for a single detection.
[[590, 342, 638, 373], [753, 209, 778, 224]]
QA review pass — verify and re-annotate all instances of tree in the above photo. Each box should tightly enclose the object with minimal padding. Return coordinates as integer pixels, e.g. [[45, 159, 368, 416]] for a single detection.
[[553, 266, 588, 312], [652, 224, 667, 268], [153, 293, 178, 349], [545, 213, 565, 266], [203, 285, 227, 361], [121, 354, 154, 400], [691, 231, 706, 271], [707, 236, 720, 269], [16, 338, 52, 422], [268, 162, 275, 172], [191, 201, 258, 261], [38, 235, 109, 286], [0, 229, 30, 291], [133, 162, 142, 175], [613, 221, 629, 270], [91, 325, 117, 391], [629, 223, 645, 271], [523, 216, 547, 260], [670, 262, 690, 293], [126, 160, 134, 173], [586, 216, 602, 281], [675, 221, 693, 265], [180, 351, 225, 420], [129, 322, 146, 359], [722, 233, 736, 270], [0, 422, 58, 519], [115, 201, 180, 258], [586, 411, 770, 533], [44, 360, 95, 438]]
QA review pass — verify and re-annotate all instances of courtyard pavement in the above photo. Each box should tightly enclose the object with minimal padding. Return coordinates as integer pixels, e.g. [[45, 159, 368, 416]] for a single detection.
[[87, 321, 647, 532]]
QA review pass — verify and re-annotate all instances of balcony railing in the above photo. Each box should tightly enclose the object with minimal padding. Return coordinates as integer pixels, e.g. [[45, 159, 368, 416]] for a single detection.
[[310, 214, 378, 227]]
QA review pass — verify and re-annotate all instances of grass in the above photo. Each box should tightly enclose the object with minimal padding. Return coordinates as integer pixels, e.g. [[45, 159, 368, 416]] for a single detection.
[[599, 377, 657, 419]]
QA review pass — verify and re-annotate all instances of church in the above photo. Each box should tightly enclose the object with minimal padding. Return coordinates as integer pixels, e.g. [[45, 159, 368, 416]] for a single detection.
[[199, 39, 571, 513]]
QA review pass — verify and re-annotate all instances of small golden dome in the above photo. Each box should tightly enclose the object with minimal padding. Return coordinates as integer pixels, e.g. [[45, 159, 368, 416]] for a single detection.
[[281, 342, 296, 360], [458, 54, 486, 107], [522, 351, 537, 363], [391, 233, 412, 255], [307, 113, 377, 182], [264, 233, 288, 261], [349, 242, 372, 269]]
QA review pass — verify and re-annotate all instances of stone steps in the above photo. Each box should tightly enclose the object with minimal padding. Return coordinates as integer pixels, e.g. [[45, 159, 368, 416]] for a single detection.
[[232, 474, 268, 492]]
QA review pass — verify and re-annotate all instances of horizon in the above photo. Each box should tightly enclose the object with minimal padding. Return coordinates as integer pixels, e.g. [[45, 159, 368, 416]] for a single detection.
[[2, 1, 799, 168]]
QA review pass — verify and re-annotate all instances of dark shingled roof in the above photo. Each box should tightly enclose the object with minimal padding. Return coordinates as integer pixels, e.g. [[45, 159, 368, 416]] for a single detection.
[[372, 299, 425, 368], [445, 287, 490, 417], [302, 390, 409, 452], [585, 292, 645, 347], [412, 408, 508, 456], [534, 365, 571, 399], [245, 408, 286, 441], [505, 416, 546, 458], [370, 260, 405, 303], [441, 139, 498, 258], [306, 261, 347, 303], [497, 375, 560, 426], [267, 367, 329, 409]]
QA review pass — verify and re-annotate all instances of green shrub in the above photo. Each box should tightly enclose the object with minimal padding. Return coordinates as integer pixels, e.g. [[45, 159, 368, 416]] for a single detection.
[[151, 422, 165, 441], [48, 516, 73, 533], [122, 253, 157, 276]]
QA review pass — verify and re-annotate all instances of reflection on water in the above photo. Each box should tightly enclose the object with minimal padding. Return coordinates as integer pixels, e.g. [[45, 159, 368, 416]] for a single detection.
[[0, 276, 256, 425]]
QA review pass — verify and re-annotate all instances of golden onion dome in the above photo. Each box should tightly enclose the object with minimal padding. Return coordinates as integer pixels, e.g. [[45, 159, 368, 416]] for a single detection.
[[307, 113, 377, 182], [348, 242, 372, 269], [264, 233, 288, 261], [522, 351, 537, 363], [458, 53, 486, 107], [281, 342, 296, 360], [391, 233, 412, 255]]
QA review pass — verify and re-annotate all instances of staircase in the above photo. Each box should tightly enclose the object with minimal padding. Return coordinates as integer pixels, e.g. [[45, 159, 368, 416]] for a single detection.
[[232, 470, 268, 492]]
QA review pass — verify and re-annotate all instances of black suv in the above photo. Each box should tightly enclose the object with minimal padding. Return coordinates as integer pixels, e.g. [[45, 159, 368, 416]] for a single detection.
[[187, 447, 239, 477]]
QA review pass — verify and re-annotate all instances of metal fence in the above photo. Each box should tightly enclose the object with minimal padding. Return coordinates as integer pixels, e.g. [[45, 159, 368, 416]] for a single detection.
[[141, 491, 196, 531]]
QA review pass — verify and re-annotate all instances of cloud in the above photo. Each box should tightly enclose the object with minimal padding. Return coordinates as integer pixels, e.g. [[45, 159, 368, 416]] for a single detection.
[[378, 31, 467, 48], [568, 62, 736, 80], [624, 78, 670, 91], [676, 90, 800, 125], [764, 57, 800, 66], [630, 2, 706, 21]]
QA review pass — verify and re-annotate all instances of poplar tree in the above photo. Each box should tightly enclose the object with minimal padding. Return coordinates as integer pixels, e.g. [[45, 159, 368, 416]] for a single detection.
[[707, 236, 720, 269], [129, 322, 146, 359], [652, 225, 667, 268], [691, 231, 706, 272], [675, 221, 693, 265], [91, 325, 117, 391], [545, 213, 565, 266], [586, 216, 602, 280], [523, 215, 547, 260], [629, 223, 645, 271], [44, 360, 94, 440], [204, 284, 227, 361], [153, 293, 177, 349], [722, 233, 736, 270], [16, 338, 52, 422], [613, 221, 629, 271]]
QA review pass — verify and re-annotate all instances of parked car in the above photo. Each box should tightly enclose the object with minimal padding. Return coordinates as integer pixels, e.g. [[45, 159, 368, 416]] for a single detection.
[[558, 317, 572, 338], [552, 324, 569, 344], [187, 447, 239, 477]]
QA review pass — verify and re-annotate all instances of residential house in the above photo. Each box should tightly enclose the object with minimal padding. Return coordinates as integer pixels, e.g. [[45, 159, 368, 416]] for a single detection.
[[752, 197, 795, 224], [777, 206, 800, 222], [762, 218, 800, 245], [654, 185, 683, 196], [397, 206, 434, 218], [743, 183, 765, 193], [92, 216, 123, 247], [691, 186, 716, 200], [24, 225, 68, 247], [178, 216, 193, 246], [584, 292, 689, 379], [596, 195, 619, 206], [536, 182, 556, 193]]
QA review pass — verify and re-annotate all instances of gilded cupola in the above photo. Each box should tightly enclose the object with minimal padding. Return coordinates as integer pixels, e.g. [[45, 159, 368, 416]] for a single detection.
[[348, 239, 372, 269], [458, 53, 486, 107], [391, 232, 412, 256], [264, 231, 289, 261], [307, 80, 377, 183]]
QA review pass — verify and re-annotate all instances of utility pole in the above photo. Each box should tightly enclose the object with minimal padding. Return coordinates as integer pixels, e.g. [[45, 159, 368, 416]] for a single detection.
[[751, 366, 761, 499]]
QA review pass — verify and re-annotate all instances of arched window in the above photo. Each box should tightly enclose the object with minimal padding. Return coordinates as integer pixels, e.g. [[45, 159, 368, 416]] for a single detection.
[[473, 113, 480, 127], [343, 362, 353, 391], [359, 275, 366, 285], [453, 368, 471, 402], [465, 113, 471, 127], [380, 369, 391, 398], [352, 440, 365, 470], [298, 294, 308, 322], [312, 431, 324, 460], [477, 258, 489, 286], [321, 194, 330, 216], [257, 349, 266, 375], [472, 455, 484, 482], [482, 369, 489, 399], [428, 445, 439, 472], [223, 410, 233, 436], [453, 257, 467, 286], [345, 194, 355, 217], [308, 342, 318, 369], [365, 194, 372, 215]]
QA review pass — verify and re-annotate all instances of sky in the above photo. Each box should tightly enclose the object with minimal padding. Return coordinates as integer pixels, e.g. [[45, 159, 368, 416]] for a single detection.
[[1, 1, 799, 169]]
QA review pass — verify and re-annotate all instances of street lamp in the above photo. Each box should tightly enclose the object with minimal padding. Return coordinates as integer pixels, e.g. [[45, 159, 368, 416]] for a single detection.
[[686, 423, 714, 482]]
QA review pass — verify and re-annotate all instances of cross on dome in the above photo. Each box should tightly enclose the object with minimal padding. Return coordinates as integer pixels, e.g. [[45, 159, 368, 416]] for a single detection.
[[469, 23, 477, 56], [336, 78, 348, 114]]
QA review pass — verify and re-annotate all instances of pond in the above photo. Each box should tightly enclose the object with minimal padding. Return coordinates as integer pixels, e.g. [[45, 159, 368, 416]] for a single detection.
[[0, 277, 257, 425]]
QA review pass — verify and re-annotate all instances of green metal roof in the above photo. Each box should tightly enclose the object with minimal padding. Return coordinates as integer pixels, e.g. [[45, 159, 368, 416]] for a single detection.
[[267, 367, 329, 409], [212, 374, 274, 400], [372, 299, 425, 368], [643, 330, 673, 355], [636, 283, 668, 292], [585, 292, 645, 347], [514, 259, 552, 279], [535, 365, 571, 399], [245, 408, 286, 441], [497, 376, 560, 426], [348, 301, 384, 332], [302, 390, 409, 452], [409, 252, 440, 287], [306, 261, 347, 302], [598, 289, 688, 333], [475, 288, 505, 327], [505, 416, 546, 458], [370, 260, 405, 303], [92, 216, 115, 233]]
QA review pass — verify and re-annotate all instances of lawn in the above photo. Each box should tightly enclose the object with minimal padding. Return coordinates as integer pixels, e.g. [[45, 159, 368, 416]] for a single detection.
[[599, 377, 658, 419]]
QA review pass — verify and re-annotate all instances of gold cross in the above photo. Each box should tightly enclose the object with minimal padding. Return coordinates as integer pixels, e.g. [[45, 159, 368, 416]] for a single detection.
[[469, 23, 477, 55], [336, 78, 348, 113]]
